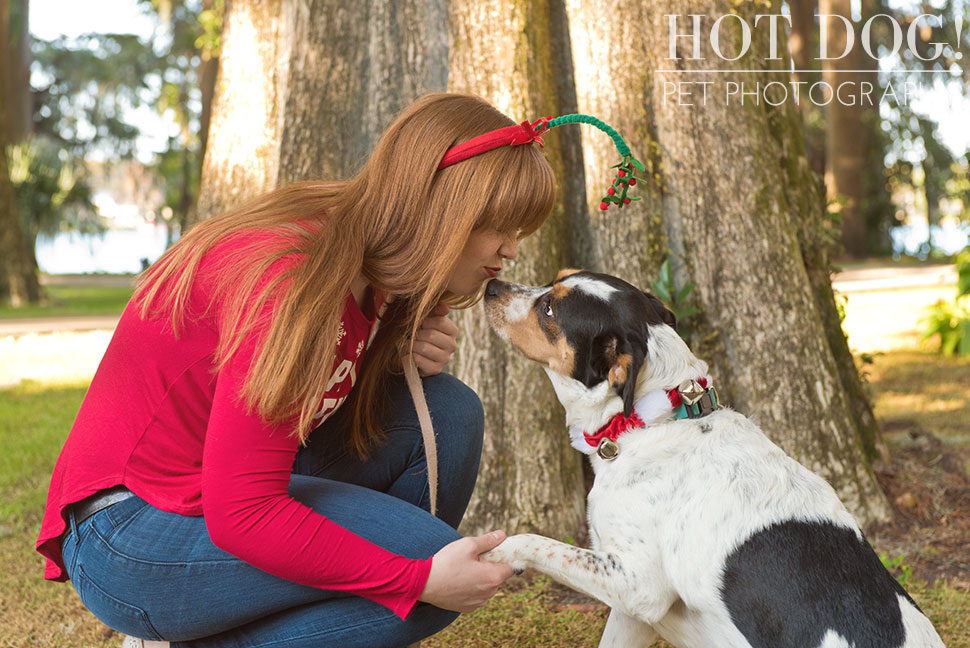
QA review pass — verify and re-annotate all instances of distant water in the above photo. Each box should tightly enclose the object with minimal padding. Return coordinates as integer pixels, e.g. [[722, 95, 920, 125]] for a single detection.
[[35, 226, 171, 275], [32, 220, 968, 275], [889, 222, 969, 258]]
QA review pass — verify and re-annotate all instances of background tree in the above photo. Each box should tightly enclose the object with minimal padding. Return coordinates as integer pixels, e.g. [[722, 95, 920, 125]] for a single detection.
[[8, 137, 98, 272], [198, 0, 446, 220], [821, 0, 874, 258], [788, 0, 826, 177], [3, 0, 221, 296], [0, 0, 40, 305], [881, 1, 970, 257], [139, 0, 223, 236]]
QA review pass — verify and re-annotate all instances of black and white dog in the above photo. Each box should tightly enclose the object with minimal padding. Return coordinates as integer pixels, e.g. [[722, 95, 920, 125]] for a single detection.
[[481, 269, 944, 648]]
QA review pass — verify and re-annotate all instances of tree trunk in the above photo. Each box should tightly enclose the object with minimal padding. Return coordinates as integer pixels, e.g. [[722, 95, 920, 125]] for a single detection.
[[788, 0, 826, 178], [821, 0, 868, 258], [447, 0, 587, 541], [4, 0, 30, 142], [570, 0, 889, 524], [0, 0, 40, 305], [563, 0, 666, 282], [196, 0, 290, 220], [198, 0, 447, 220]]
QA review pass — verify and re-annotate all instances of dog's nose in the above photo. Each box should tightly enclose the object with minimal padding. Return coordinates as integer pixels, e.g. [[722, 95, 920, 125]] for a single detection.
[[485, 279, 504, 298]]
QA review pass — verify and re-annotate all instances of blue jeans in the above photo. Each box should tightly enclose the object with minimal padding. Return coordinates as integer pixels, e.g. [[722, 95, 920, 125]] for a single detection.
[[60, 373, 484, 647]]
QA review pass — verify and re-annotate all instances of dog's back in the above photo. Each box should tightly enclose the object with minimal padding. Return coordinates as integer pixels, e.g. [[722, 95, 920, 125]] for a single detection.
[[592, 408, 943, 648]]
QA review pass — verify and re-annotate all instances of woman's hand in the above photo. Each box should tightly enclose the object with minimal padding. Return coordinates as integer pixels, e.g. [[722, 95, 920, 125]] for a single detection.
[[413, 303, 458, 376], [418, 531, 516, 612]]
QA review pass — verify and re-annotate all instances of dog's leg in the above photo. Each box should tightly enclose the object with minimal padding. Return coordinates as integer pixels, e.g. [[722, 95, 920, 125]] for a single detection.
[[599, 609, 657, 648], [483, 533, 631, 609]]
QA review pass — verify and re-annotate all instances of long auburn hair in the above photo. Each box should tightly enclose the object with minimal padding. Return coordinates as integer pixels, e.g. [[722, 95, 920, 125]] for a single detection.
[[134, 93, 557, 454]]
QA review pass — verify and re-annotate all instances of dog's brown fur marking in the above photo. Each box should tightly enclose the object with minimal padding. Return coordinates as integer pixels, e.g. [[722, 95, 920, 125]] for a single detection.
[[551, 283, 571, 300], [555, 268, 582, 281], [608, 353, 632, 388], [503, 305, 576, 376]]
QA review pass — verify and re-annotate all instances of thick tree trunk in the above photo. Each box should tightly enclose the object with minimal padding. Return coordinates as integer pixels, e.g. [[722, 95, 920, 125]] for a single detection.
[[198, 0, 447, 221], [196, 0, 291, 220], [570, 0, 888, 523], [447, 0, 587, 541], [563, 0, 666, 283], [0, 0, 40, 305], [821, 0, 868, 258]]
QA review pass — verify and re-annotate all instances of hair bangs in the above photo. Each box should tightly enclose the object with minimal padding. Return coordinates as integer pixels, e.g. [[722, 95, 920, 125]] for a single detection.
[[476, 144, 556, 238]]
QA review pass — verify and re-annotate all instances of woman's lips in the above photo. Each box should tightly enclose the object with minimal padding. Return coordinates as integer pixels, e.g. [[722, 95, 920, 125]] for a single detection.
[[484, 266, 501, 278]]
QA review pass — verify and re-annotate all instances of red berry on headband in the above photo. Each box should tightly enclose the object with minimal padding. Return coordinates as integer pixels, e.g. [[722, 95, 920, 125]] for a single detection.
[[624, 198, 631, 204], [628, 178, 637, 186], [617, 170, 626, 178], [600, 202, 608, 211], [607, 187, 616, 196]]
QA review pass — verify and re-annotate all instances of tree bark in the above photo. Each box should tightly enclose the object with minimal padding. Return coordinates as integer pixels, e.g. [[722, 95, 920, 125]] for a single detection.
[[569, 0, 889, 524], [4, 0, 30, 142], [788, 0, 826, 178], [820, 0, 868, 258], [0, 0, 40, 305], [563, 0, 666, 283], [198, 0, 447, 221], [196, 0, 291, 220], [447, 0, 587, 541], [196, 0, 220, 198]]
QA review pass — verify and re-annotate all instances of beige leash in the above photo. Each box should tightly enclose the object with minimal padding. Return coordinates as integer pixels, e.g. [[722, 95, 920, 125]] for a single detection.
[[402, 354, 438, 517]]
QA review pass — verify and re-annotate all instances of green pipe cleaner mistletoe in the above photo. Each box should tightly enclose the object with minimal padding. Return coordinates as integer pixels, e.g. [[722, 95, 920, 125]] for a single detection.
[[545, 114, 645, 211], [600, 156, 645, 211]]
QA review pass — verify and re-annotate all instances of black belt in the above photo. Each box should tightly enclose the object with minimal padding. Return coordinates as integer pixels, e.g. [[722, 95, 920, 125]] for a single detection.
[[71, 486, 135, 526]]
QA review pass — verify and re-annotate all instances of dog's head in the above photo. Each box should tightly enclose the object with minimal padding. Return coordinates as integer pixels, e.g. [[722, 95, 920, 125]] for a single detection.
[[483, 269, 676, 417]]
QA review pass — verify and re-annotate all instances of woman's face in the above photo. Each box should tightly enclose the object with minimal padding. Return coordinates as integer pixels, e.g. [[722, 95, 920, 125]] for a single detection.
[[446, 228, 519, 295]]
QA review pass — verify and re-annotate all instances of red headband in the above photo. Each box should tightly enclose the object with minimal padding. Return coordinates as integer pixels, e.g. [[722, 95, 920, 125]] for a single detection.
[[437, 117, 551, 170]]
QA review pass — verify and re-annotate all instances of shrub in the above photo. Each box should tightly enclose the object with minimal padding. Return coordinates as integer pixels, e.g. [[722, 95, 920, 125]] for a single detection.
[[921, 248, 970, 357]]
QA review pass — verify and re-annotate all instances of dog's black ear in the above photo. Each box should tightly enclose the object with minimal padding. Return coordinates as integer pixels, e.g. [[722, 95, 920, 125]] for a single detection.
[[644, 292, 677, 329], [592, 332, 646, 417]]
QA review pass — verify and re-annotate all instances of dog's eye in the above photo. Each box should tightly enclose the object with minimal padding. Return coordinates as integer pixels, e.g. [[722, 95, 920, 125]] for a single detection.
[[543, 301, 554, 318]]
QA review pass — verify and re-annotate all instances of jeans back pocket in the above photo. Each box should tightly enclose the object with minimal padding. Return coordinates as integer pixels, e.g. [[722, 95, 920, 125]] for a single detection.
[[74, 564, 164, 641]]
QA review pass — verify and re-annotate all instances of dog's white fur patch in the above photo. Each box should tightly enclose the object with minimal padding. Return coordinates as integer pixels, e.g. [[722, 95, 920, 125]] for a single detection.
[[561, 275, 618, 301], [817, 630, 852, 648], [503, 286, 549, 324]]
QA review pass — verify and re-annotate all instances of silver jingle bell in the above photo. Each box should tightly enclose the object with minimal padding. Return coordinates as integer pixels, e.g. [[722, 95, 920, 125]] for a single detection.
[[678, 379, 705, 405], [597, 438, 620, 461]]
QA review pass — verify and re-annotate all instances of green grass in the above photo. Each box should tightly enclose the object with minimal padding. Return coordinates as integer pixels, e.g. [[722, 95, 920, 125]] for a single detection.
[[865, 348, 970, 445], [424, 576, 609, 648], [423, 574, 970, 648], [0, 283, 133, 319], [0, 380, 116, 648]]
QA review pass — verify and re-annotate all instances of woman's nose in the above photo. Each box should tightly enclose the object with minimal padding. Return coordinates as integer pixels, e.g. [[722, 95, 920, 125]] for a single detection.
[[499, 235, 518, 260]]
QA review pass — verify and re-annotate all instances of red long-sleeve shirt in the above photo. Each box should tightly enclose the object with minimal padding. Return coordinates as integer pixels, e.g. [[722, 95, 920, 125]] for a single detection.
[[36, 232, 432, 620]]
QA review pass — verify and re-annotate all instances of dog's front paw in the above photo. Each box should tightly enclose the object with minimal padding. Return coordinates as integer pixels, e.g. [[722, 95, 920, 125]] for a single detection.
[[481, 534, 534, 574]]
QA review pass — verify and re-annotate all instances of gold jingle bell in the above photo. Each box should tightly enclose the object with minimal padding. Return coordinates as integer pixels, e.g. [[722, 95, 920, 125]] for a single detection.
[[597, 438, 620, 461]]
